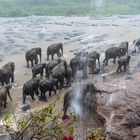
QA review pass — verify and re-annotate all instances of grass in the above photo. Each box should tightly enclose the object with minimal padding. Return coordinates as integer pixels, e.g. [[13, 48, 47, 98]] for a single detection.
[[0, 0, 140, 17]]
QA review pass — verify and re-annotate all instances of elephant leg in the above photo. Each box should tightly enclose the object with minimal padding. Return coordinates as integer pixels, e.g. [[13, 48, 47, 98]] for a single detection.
[[83, 67, 87, 79], [11, 75, 14, 83], [4, 100, 7, 108], [98, 59, 100, 67], [113, 57, 116, 64], [27, 60, 29, 68], [103, 58, 106, 63], [105, 59, 108, 65], [43, 92, 47, 101], [118, 65, 122, 72], [23, 93, 26, 104], [116, 66, 119, 73], [60, 79, 64, 89], [123, 64, 127, 71], [1, 82, 4, 86], [40, 69, 43, 77], [47, 54, 49, 60], [63, 102, 69, 117], [32, 74, 36, 79], [51, 54, 54, 60], [30, 94, 35, 101], [31, 60, 34, 67], [52, 86, 57, 94], [49, 89, 51, 97], [35, 58, 38, 64]]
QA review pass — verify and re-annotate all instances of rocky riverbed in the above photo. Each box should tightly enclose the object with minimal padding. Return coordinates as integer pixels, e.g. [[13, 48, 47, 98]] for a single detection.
[[0, 15, 140, 139]]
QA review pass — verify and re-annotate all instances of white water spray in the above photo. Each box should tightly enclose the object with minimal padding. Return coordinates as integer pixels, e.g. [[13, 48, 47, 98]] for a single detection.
[[70, 85, 82, 116]]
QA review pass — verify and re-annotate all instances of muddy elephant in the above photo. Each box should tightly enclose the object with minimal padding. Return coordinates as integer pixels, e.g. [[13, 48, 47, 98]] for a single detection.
[[0, 62, 15, 85], [23, 78, 40, 103], [0, 86, 12, 109], [51, 61, 69, 89], [63, 82, 103, 117], [133, 38, 140, 52], [45, 58, 61, 78], [47, 43, 63, 60], [25, 48, 42, 68], [103, 47, 125, 65], [39, 78, 58, 101], [116, 55, 131, 73], [32, 63, 46, 78]]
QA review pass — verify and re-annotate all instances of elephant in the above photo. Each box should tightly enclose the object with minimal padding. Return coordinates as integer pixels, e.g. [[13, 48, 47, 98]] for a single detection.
[[133, 38, 140, 52], [70, 55, 96, 79], [116, 55, 131, 73], [62, 82, 104, 117], [47, 43, 63, 60], [70, 56, 88, 79], [25, 48, 42, 68], [0, 85, 12, 109], [39, 78, 58, 101], [32, 47, 42, 62], [103, 47, 125, 65], [0, 62, 15, 85], [74, 51, 100, 68], [23, 78, 40, 103], [45, 58, 61, 78], [119, 42, 129, 56], [50, 61, 69, 89], [88, 51, 100, 67], [32, 63, 46, 79]]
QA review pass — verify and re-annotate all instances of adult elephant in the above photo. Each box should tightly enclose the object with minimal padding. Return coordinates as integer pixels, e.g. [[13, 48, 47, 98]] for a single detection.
[[39, 78, 58, 101], [70, 56, 88, 79], [50, 61, 69, 89], [133, 38, 140, 52], [25, 48, 41, 68], [32, 63, 46, 79], [103, 47, 124, 65], [0, 85, 12, 109], [32, 47, 42, 62], [116, 55, 131, 73], [119, 42, 129, 55], [88, 51, 100, 67], [63, 82, 104, 117], [45, 58, 61, 78], [0, 62, 15, 85], [23, 78, 40, 103], [47, 43, 63, 60]]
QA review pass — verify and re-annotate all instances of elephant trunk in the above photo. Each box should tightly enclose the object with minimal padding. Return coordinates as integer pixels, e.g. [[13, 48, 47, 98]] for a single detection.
[[6, 86, 12, 101], [60, 43, 63, 56]]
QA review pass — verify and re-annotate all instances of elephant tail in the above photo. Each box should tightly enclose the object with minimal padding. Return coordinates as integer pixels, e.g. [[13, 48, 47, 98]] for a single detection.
[[39, 48, 42, 62]]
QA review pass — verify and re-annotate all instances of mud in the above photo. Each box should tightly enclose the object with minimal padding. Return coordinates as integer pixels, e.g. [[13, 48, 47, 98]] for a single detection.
[[0, 15, 140, 139]]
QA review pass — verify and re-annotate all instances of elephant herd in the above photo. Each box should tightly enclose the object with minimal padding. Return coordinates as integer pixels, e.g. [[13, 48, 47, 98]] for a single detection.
[[0, 37, 139, 114]]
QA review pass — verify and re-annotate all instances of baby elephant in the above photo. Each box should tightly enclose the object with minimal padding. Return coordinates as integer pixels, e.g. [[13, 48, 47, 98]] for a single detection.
[[23, 78, 40, 104], [116, 55, 131, 73], [32, 63, 46, 79], [0, 86, 12, 109], [39, 78, 58, 101]]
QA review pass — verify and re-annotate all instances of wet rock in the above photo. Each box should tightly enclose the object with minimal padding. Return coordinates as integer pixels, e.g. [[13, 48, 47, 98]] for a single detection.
[[132, 127, 140, 136], [134, 136, 140, 140], [20, 104, 30, 112], [109, 131, 123, 140]]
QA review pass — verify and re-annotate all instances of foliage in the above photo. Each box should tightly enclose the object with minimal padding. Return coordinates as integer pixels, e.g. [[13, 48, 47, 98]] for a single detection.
[[86, 128, 104, 140], [0, 101, 77, 140], [0, 0, 140, 16]]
